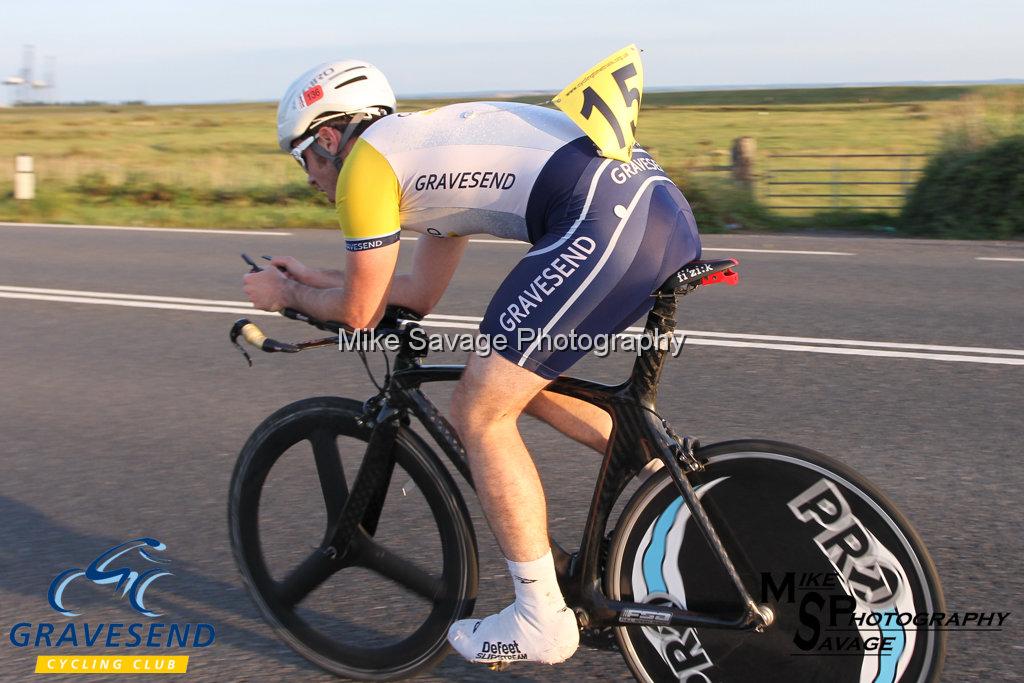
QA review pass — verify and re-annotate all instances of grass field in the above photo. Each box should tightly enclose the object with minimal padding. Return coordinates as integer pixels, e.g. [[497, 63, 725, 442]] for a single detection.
[[1, 85, 1021, 231]]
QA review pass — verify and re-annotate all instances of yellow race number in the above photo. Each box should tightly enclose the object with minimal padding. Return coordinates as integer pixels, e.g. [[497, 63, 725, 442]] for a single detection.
[[554, 45, 644, 162]]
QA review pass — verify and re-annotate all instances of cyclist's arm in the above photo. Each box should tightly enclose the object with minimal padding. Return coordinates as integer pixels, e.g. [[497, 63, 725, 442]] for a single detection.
[[265, 256, 345, 288], [273, 137, 403, 326], [281, 263, 345, 289], [282, 244, 398, 328], [389, 234, 470, 315]]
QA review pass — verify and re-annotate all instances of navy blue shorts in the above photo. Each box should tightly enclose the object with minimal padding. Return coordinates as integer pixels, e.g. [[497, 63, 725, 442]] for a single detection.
[[480, 139, 701, 379]]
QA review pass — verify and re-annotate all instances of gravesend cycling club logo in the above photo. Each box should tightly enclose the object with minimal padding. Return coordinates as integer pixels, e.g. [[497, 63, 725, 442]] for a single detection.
[[48, 538, 173, 618], [7, 537, 216, 675]]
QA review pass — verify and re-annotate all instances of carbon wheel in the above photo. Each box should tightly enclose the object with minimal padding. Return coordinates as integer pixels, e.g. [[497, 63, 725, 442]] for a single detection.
[[606, 440, 945, 683], [229, 397, 478, 680]]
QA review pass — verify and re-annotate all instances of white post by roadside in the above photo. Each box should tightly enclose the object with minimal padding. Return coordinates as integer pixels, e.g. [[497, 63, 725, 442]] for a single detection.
[[14, 154, 35, 200]]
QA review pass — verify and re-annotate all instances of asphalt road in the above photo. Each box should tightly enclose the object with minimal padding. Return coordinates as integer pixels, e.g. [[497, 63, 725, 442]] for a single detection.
[[1, 222, 1022, 682]]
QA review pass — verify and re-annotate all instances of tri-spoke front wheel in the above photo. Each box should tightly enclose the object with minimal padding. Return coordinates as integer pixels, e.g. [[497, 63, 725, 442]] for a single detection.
[[229, 397, 478, 680]]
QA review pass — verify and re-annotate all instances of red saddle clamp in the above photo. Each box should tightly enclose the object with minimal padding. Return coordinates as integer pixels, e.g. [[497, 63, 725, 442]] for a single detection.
[[700, 268, 739, 287]]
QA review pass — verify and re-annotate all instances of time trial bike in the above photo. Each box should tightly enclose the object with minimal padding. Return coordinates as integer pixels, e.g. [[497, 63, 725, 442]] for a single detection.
[[227, 256, 945, 681]]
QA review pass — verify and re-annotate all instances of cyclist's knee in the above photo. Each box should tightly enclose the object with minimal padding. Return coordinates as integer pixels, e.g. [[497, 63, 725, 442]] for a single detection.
[[450, 377, 515, 437], [450, 355, 547, 436], [449, 381, 485, 435]]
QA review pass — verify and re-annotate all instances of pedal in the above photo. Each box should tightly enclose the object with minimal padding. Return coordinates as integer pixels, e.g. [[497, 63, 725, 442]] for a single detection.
[[487, 661, 513, 672], [580, 625, 619, 652]]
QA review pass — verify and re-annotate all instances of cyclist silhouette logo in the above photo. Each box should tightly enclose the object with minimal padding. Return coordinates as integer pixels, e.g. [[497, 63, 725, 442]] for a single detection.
[[47, 538, 173, 618]]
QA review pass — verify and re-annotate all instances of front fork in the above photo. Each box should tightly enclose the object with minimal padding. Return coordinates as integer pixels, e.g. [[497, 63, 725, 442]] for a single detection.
[[322, 400, 401, 557]]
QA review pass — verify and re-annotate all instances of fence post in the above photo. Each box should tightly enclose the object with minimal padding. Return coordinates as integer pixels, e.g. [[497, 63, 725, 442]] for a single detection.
[[731, 137, 756, 189], [14, 154, 35, 200]]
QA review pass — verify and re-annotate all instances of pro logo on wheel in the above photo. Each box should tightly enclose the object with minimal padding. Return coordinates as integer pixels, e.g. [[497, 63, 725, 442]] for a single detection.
[[787, 478, 915, 683]]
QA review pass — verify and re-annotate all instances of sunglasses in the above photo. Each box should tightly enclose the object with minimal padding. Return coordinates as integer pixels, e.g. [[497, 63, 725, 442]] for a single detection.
[[290, 134, 318, 171]]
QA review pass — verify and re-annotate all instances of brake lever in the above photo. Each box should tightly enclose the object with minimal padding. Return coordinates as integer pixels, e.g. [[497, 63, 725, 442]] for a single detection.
[[229, 319, 254, 366], [229, 318, 302, 366], [241, 253, 262, 273]]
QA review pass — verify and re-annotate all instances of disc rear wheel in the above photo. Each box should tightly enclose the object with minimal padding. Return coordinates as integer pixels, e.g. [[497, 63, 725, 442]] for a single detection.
[[606, 440, 945, 682]]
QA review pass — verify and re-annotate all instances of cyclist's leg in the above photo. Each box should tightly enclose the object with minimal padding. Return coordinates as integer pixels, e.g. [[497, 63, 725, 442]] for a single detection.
[[479, 174, 698, 475], [524, 391, 611, 454], [520, 251, 694, 458], [448, 352, 580, 664], [449, 149, 700, 665], [481, 179, 700, 382], [450, 353, 552, 562]]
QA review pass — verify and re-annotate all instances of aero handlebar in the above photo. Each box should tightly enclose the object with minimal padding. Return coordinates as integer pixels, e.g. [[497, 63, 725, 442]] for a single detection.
[[229, 305, 424, 366]]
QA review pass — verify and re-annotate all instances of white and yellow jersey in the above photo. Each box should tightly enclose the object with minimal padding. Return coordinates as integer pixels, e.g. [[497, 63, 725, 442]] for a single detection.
[[335, 101, 586, 251]]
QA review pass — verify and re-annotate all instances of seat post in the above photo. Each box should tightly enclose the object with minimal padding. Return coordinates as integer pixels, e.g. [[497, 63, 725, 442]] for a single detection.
[[628, 288, 679, 409]]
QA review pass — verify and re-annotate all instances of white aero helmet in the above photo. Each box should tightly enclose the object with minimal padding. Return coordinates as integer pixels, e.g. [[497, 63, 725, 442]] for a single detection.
[[277, 59, 396, 152]]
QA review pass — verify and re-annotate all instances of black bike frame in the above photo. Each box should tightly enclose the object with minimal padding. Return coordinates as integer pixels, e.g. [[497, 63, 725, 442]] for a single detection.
[[331, 284, 770, 634]]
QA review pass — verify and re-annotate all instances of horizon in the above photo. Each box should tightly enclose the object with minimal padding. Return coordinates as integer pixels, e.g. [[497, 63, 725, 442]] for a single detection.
[[1, 1, 1021, 106], [3, 79, 1022, 108]]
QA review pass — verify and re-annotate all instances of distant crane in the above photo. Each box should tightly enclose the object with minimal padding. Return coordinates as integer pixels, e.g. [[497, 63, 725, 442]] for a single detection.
[[18, 44, 34, 102], [3, 45, 54, 105], [39, 55, 56, 101]]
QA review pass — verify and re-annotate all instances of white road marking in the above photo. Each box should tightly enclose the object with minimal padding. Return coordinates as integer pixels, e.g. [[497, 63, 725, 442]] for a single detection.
[[976, 257, 1024, 262], [614, 324, 1024, 357], [415, 312, 482, 322], [399, 236, 856, 255], [2, 286, 1021, 365], [676, 338, 1024, 365], [0, 221, 853, 255], [424, 313, 1024, 356], [700, 248, 855, 256], [408, 318, 1024, 365], [0, 291, 264, 316], [0, 285, 248, 307], [0, 221, 290, 236], [400, 236, 522, 245]]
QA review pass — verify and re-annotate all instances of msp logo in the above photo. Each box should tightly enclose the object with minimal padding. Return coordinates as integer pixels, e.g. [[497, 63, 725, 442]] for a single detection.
[[7, 537, 216, 675], [48, 538, 172, 618]]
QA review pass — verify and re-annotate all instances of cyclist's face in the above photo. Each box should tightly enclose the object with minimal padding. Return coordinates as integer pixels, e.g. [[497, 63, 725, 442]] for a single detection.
[[296, 136, 339, 202], [294, 129, 358, 203]]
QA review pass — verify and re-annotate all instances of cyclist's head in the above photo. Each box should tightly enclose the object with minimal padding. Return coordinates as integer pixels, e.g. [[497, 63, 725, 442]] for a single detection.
[[277, 59, 395, 197]]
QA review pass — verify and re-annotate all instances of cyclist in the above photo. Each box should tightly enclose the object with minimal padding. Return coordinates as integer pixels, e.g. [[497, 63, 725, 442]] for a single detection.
[[243, 59, 702, 665]]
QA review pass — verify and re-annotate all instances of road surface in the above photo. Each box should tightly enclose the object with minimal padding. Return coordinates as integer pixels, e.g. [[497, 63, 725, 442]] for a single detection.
[[1, 222, 1021, 681]]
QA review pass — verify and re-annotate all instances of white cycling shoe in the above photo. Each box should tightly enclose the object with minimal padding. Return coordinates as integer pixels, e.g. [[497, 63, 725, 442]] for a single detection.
[[448, 600, 579, 664], [447, 550, 580, 665]]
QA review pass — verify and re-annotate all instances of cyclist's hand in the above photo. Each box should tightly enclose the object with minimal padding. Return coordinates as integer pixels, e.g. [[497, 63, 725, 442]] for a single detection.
[[269, 255, 311, 283], [243, 267, 289, 312]]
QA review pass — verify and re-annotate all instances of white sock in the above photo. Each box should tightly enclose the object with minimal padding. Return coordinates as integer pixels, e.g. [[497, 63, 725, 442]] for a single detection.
[[448, 549, 579, 664]]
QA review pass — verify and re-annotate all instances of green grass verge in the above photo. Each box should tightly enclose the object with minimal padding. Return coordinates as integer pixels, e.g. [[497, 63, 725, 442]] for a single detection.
[[1, 84, 1021, 236]]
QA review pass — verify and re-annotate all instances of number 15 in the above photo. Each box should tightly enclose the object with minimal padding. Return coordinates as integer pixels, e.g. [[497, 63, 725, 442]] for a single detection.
[[579, 63, 640, 149]]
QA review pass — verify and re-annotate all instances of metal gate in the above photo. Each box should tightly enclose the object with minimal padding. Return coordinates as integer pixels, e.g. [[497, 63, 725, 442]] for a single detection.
[[762, 153, 930, 213]]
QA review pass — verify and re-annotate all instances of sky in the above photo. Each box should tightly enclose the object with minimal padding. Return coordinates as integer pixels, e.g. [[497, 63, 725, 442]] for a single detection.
[[1, 0, 1022, 104]]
